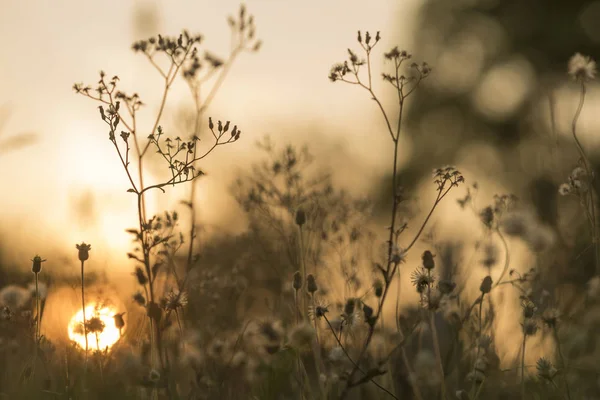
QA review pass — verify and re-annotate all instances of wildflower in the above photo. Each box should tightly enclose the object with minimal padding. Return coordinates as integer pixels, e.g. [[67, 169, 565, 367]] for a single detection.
[[31, 255, 46, 274], [163, 289, 188, 311], [479, 206, 494, 228], [295, 208, 306, 226], [362, 303, 375, 326], [292, 271, 302, 291], [0, 285, 31, 310], [536, 357, 557, 381], [133, 267, 148, 285], [113, 312, 126, 331], [373, 279, 384, 297], [571, 167, 586, 179], [568, 53, 596, 81], [85, 316, 105, 334], [480, 276, 493, 294], [521, 300, 536, 319], [558, 183, 571, 196], [312, 302, 328, 319], [76, 242, 91, 262], [390, 244, 406, 264], [133, 291, 146, 306], [422, 250, 435, 270], [522, 319, 538, 336], [306, 274, 318, 294], [411, 268, 434, 293], [542, 308, 560, 328]]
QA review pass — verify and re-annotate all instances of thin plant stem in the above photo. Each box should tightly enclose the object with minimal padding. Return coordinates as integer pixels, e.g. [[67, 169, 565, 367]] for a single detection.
[[34, 273, 40, 342], [80, 260, 88, 364], [322, 316, 398, 399], [521, 334, 527, 400], [571, 81, 599, 275], [553, 326, 572, 400], [427, 269, 446, 399]]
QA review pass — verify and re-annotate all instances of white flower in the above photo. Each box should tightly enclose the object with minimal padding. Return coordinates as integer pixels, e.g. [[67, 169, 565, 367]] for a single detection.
[[568, 53, 597, 81], [571, 167, 586, 179], [558, 183, 571, 196]]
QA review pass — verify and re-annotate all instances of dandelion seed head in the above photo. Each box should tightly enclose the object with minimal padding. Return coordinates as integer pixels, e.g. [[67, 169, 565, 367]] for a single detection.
[[558, 183, 572, 196], [568, 53, 597, 81]]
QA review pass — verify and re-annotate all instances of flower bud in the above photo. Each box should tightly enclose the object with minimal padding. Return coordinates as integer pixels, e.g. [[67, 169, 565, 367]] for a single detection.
[[295, 208, 306, 227], [306, 274, 318, 294], [422, 250, 435, 270], [374, 279, 383, 297], [76, 242, 91, 262], [480, 276, 492, 294], [31, 255, 46, 274], [133, 267, 148, 285], [344, 298, 356, 316], [292, 271, 302, 291], [113, 312, 126, 330]]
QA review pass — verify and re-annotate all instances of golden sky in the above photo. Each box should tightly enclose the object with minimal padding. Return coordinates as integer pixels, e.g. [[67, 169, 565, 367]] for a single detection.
[[0, 0, 420, 269]]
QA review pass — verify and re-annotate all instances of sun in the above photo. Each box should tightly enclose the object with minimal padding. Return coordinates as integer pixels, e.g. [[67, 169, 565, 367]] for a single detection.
[[68, 304, 123, 351]]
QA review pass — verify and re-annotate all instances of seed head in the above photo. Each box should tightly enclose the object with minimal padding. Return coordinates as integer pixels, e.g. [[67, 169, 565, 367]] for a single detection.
[[568, 53, 596, 81], [306, 274, 318, 294], [163, 289, 188, 311], [373, 279, 383, 297], [133, 291, 146, 306], [31, 255, 46, 274], [344, 298, 356, 316], [295, 208, 306, 227], [113, 312, 126, 330], [85, 316, 105, 334], [480, 276, 493, 294], [292, 271, 302, 291], [76, 242, 91, 262], [133, 267, 148, 285], [422, 250, 435, 270], [522, 319, 538, 336], [536, 357, 557, 381]]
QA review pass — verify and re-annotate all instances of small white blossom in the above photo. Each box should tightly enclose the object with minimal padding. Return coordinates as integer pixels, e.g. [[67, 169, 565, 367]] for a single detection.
[[568, 53, 596, 81], [558, 183, 571, 196]]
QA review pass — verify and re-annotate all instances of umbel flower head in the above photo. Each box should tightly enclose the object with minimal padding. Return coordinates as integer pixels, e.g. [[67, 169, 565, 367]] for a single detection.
[[31, 255, 47, 274], [568, 53, 597, 81], [76, 242, 92, 262]]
